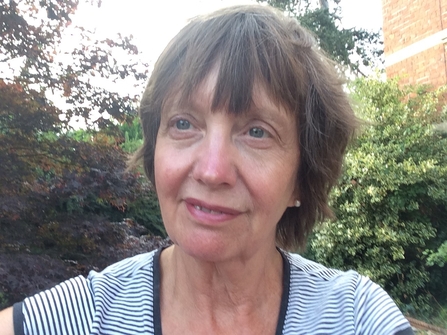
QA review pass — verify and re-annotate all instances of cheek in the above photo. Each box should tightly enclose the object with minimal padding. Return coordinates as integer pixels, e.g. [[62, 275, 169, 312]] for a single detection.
[[154, 154, 178, 231], [247, 160, 297, 210], [154, 154, 175, 194], [154, 146, 190, 203]]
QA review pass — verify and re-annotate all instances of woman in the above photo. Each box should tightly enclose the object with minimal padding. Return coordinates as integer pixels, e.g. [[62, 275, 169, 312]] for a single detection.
[[0, 5, 414, 335]]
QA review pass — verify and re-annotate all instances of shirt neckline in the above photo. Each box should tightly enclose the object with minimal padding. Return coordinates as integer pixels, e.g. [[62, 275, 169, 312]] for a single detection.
[[152, 247, 290, 335]]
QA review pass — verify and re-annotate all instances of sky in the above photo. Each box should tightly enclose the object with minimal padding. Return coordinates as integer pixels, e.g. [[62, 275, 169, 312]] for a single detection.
[[3, 0, 384, 87], [72, 0, 384, 68], [11, 0, 383, 127], [340, 0, 383, 30]]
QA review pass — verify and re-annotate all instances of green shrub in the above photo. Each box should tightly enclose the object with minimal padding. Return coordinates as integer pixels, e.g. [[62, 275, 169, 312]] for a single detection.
[[119, 117, 144, 154], [126, 184, 166, 237], [309, 78, 447, 317], [425, 241, 447, 267]]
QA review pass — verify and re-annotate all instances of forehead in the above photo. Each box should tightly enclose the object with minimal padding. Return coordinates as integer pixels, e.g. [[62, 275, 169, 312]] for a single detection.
[[165, 66, 291, 118]]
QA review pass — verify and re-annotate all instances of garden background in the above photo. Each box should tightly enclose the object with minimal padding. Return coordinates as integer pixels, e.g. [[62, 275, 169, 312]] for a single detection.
[[0, 0, 446, 328]]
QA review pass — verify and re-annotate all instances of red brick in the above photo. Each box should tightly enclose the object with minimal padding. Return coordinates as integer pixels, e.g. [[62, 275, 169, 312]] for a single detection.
[[383, 0, 447, 87]]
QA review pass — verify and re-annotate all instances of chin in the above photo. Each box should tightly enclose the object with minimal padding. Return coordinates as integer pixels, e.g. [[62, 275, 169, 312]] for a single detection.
[[172, 231, 240, 263]]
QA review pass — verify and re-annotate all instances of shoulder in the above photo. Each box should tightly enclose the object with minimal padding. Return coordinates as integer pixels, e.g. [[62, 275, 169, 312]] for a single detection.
[[281, 251, 413, 335], [284, 251, 361, 313], [16, 249, 160, 334], [19, 275, 94, 334], [89, 248, 158, 280], [284, 251, 359, 292], [285, 251, 349, 280], [353, 276, 413, 334], [87, 248, 159, 301], [85, 248, 160, 333]]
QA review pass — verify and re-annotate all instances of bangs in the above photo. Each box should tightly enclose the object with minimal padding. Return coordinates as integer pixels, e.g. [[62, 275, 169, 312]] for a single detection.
[[167, 6, 309, 115]]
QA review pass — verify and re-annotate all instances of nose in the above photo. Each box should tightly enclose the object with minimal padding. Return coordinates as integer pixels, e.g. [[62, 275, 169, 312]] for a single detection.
[[192, 126, 237, 188]]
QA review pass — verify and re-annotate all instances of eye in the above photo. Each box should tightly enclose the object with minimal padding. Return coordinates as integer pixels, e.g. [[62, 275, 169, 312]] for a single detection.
[[249, 127, 267, 138], [175, 119, 191, 130]]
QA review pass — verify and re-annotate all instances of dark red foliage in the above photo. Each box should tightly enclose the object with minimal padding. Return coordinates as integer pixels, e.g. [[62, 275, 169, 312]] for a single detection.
[[0, 0, 160, 309], [0, 218, 171, 309]]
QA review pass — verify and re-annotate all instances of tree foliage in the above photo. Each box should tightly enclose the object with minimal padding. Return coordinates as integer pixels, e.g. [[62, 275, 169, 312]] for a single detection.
[[0, 0, 166, 306], [1, 0, 147, 127], [0, 0, 152, 222], [257, 0, 383, 75], [309, 78, 447, 316], [426, 241, 447, 267], [0, 80, 163, 231]]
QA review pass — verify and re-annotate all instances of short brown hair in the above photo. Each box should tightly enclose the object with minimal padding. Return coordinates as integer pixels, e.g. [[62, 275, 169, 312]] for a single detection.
[[131, 5, 358, 251]]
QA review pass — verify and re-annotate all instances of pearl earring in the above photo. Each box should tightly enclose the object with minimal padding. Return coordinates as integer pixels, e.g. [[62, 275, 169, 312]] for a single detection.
[[295, 200, 301, 207]]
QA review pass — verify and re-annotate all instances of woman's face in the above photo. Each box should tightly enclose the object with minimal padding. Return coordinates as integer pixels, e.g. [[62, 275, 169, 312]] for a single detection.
[[154, 69, 299, 262]]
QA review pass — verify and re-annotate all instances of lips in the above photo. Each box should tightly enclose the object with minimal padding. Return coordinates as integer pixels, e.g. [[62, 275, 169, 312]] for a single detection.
[[184, 198, 241, 224]]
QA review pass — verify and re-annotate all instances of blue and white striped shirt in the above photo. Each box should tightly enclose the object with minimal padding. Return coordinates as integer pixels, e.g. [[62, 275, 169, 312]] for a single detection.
[[13, 248, 413, 334]]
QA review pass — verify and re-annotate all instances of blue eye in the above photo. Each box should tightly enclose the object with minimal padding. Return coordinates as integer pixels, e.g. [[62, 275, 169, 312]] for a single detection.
[[249, 127, 265, 138], [175, 119, 190, 130]]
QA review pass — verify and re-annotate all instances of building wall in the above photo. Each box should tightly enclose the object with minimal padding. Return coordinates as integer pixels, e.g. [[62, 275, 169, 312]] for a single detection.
[[382, 0, 447, 87]]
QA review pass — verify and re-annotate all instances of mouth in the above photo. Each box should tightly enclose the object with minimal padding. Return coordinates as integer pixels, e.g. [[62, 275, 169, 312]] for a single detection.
[[193, 205, 224, 215], [185, 198, 241, 217]]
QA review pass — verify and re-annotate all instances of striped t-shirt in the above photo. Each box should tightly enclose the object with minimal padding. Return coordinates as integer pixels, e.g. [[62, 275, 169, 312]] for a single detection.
[[13, 248, 414, 334]]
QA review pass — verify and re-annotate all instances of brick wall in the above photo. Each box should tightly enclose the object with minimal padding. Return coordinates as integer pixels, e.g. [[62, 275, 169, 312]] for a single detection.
[[382, 0, 447, 87], [386, 44, 447, 87]]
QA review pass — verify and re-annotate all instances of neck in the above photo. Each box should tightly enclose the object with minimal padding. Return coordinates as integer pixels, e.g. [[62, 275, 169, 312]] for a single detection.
[[159, 244, 284, 334]]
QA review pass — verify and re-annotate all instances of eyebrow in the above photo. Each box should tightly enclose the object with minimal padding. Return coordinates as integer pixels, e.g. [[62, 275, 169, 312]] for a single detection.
[[244, 104, 294, 130]]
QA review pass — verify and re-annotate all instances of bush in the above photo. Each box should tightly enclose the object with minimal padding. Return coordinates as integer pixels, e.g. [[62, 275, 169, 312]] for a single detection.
[[126, 183, 166, 237], [425, 241, 447, 267], [0, 217, 170, 307], [309, 78, 447, 317]]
